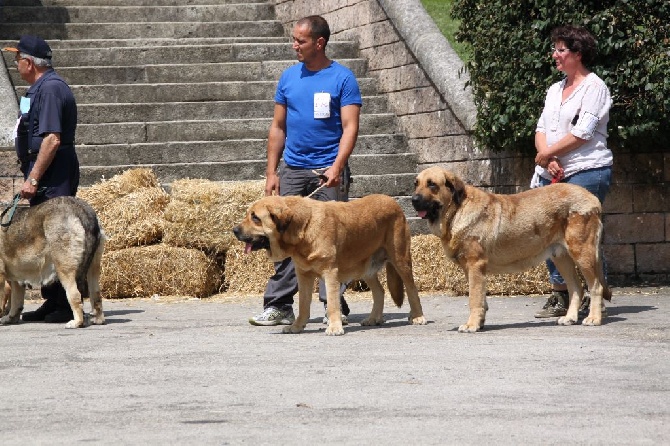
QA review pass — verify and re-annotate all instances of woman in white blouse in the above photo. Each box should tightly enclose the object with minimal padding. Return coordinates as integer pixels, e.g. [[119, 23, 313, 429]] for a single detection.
[[532, 25, 613, 319]]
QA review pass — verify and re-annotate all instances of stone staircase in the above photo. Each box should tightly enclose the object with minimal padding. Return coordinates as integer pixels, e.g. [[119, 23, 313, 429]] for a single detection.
[[0, 0, 421, 226]]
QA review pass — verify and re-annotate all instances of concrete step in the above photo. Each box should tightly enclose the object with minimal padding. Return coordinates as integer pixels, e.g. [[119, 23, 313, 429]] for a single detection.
[[8, 60, 369, 85], [26, 37, 291, 49], [2, 4, 275, 24], [76, 135, 410, 166], [47, 78, 380, 104], [79, 153, 417, 186], [76, 96, 389, 124], [2, 42, 360, 67], [0, 21, 284, 40], [5, 0, 251, 6], [75, 115, 399, 145]]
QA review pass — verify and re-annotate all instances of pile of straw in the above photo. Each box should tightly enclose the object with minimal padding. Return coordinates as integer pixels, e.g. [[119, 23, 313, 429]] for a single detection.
[[96, 188, 170, 251], [78, 168, 169, 252], [77, 168, 160, 214], [100, 244, 222, 299], [223, 243, 275, 294], [163, 179, 265, 254], [410, 234, 551, 296]]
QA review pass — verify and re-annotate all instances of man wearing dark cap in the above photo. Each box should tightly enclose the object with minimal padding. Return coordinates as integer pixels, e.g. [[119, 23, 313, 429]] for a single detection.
[[3, 35, 80, 323]]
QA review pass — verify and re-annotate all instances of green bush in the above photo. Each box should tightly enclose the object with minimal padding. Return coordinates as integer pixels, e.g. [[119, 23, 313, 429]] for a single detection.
[[451, 0, 670, 153]]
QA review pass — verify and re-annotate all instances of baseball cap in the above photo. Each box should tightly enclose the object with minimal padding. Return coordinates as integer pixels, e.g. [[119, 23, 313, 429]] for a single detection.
[[2, 35, 52, 59]]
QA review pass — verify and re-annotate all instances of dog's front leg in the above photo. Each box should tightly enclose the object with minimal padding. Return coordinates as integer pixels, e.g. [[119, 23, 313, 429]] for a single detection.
[[0, 281, 25, 325], [459, 261, 487, 333], [323, 270, 344, 336], [282, 271, 314, 334]]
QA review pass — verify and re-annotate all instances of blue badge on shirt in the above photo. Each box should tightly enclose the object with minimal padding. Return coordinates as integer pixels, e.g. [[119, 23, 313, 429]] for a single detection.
[[20, 97, 31, 114]]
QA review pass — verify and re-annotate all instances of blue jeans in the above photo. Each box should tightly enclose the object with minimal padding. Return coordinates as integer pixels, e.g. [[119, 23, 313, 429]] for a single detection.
[[538, 166, 612, 286]]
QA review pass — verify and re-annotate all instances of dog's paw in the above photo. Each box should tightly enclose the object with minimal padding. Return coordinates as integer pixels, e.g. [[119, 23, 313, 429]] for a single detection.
[[64, 319, 83, 329], [282, 324, 304, 334], [409, 315, 427, 325], [0, 314, 20, 325], [582, 316, 602, 326], [557, 316, 578, 326], [325, 324, 345, 336], [458, 323, 481, 333], [360, 316, 384, 326], [89, 313, 105, 325]]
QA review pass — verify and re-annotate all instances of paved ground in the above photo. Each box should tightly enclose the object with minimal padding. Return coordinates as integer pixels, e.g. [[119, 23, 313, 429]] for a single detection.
[[1, 287, 668, 445]]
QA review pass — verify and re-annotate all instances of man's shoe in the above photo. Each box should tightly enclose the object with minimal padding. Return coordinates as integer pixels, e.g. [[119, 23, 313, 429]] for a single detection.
[[249, 307, 295, 326], [535, 290, 569, 318], [44, 308, 74, 323], [22, 299, 59, 322], [322, 313, 349, 325], [322, 303, 349, 325]]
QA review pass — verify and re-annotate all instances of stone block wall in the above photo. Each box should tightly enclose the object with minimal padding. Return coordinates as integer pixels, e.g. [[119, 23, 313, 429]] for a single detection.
[[273, 0, 670, 285]]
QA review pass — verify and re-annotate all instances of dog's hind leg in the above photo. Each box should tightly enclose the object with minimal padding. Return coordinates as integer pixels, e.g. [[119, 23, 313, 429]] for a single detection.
[[57, 271, 85, 328], [87, 239, 105, 325], [360, 273, 385, 326], [0, 281, 25, 325], [552, 253, 582, 326], [570, 219, 609, 326], [387, 261, 426, 326]]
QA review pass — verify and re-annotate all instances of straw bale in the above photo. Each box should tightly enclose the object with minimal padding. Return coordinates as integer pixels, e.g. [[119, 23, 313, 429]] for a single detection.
[[410, 234, 551, 296], [163, 179, 265, 254], [98, 187, 170, 251], [101, 244, 222, 299], [223, 243, 275, 294], [78, 168, 160, 214]]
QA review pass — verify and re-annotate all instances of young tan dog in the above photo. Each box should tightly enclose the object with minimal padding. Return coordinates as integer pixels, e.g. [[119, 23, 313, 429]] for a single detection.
[[233, 194, 427, 335], [412, 166, 610, 332]]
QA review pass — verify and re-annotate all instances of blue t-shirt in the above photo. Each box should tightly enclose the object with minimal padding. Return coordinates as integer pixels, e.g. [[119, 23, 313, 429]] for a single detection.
[[275, 61, 362, 169]]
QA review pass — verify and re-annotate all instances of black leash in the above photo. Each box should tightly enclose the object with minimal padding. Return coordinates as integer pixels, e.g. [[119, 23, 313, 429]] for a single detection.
[[0, 193, 21, 228], [0, 188, 46, 228]]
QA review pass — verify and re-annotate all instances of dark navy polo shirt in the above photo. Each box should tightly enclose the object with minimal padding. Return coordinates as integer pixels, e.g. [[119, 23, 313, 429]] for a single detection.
[[16, 69, 77, 157]]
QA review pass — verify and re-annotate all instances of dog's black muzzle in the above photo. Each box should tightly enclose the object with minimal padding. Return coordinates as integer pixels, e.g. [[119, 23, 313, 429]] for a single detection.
[[233, 226, 270, 252], [411, 194, 441, 223]]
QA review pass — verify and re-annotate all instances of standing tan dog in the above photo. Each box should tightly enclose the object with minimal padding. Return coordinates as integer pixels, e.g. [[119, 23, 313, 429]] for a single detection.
[[0, 196, 105, 329], [233, 194, 427, 335], [412, 166, 610, 332]]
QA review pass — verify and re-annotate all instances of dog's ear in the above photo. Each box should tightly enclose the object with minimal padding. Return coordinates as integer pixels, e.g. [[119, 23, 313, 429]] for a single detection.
[[268, 203, 293, 233], [444, 171, 466, 206]]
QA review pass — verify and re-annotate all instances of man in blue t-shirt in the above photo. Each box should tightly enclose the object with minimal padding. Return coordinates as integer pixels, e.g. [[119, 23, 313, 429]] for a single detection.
[[3, 35, 80, 323], [249, 15, 362, 326]]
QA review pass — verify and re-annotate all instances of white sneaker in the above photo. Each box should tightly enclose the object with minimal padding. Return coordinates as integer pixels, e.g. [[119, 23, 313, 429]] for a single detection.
[[249, 307, 295, 326], [322, 313, 349, 325]]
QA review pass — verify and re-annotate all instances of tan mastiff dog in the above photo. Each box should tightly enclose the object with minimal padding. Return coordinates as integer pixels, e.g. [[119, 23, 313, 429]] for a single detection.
[[233, 194, 427, 335], [411, 166, 610, 332]]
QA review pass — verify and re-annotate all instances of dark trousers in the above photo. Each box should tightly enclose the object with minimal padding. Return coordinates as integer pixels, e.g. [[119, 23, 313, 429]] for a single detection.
[[263, 162, 350, 310]]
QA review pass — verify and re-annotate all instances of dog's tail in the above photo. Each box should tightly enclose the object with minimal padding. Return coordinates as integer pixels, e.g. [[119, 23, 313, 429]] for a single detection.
[[385, 263, 405, 308], [74, 199, 105, 297]]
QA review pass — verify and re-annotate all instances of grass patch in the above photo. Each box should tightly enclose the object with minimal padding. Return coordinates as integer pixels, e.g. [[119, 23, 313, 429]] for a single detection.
[[420, 0, 471, 61]]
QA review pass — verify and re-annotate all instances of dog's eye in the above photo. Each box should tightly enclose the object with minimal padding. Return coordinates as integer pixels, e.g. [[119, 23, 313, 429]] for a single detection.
[[427, 180, 439, 192], [251, 213, 261, 224]]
